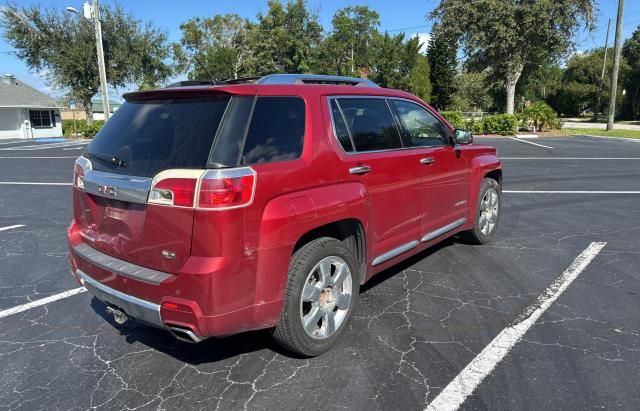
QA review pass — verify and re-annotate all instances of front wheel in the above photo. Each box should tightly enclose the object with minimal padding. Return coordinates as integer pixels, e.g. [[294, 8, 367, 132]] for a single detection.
[[461, 178, 501, 244], [272, 237, 360, 357]]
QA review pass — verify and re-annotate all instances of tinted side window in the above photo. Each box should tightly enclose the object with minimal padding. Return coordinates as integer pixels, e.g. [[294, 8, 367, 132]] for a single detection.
[[391, 100, 450, 147], [240, 97, 305, 165], [336, 98, 402, 152], [330, 99, 354, 152]]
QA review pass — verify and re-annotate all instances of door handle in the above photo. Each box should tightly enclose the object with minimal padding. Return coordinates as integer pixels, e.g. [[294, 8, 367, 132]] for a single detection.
[[420, 157, 435, 165], [349, 165, 371, 175]]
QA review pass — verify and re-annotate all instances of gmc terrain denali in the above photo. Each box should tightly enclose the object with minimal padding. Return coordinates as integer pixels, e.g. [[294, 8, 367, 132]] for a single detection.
[[68, 74, 502, 356]]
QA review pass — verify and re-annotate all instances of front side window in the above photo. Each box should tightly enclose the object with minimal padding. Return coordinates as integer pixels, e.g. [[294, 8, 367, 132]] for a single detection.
[[29, 110, 52, 128], [391, 100, 450, 147], [240, 97, 305, 165], [334, 98, 402, 152]]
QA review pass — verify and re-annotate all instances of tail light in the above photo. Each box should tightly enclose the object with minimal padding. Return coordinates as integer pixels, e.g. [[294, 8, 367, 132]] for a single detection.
[[73, 156, 92, 190], [147, 167, 255, 210], [198, 168, 255, 209], [148, 170, 202, 208]]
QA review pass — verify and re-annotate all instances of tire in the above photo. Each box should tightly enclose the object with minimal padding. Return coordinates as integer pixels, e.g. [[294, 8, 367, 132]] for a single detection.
[[461, 178, 501, 244], [272, 237, 360, 357]]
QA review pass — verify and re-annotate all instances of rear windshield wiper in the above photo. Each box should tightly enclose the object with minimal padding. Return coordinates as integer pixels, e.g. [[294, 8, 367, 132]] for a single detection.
[[86, 151, 128, 168]]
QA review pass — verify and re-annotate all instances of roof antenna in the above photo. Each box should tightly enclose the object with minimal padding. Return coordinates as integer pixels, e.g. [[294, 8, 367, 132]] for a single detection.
[[192, 55, 216, 83]]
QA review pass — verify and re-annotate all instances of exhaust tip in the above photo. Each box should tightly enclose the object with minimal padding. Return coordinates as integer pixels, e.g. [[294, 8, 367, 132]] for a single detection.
[[106, 306, 128, 325], [166, 324, 205, 343]]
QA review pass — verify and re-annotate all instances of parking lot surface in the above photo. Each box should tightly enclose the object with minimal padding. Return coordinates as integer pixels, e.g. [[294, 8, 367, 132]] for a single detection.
[[0, 136, 638, 410]]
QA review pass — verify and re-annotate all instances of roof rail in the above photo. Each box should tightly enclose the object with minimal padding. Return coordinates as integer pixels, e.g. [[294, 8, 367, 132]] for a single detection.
[[164, 74, 380, 89], [256, 74, 380, 87]]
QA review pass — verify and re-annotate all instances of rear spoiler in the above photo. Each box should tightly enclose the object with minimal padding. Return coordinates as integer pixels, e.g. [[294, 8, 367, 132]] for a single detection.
[[123, 86, 254, 102]]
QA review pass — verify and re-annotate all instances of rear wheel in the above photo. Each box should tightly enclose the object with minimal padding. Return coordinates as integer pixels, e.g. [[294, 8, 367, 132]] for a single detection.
[[272, 237, 360, 357], [462, 178, 501, 244]]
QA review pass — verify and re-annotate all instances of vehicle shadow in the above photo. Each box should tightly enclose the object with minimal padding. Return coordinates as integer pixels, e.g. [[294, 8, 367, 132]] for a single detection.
[[89, 236, 461, 363]]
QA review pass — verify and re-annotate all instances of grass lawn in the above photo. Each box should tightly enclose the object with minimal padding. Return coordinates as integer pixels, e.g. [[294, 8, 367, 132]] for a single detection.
[[560, 128, 640, 139]]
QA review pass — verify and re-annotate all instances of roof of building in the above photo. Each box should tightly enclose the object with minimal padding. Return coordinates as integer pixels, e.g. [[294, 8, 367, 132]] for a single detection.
[[0, 76, 59, 108]]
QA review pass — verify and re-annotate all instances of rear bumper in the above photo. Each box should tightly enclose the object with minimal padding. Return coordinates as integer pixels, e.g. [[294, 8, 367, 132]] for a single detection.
[[77, 269, 163, 328]]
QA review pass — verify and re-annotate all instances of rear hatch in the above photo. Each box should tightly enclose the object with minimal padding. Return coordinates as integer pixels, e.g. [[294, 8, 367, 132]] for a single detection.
[[72, 94, 231, 273]]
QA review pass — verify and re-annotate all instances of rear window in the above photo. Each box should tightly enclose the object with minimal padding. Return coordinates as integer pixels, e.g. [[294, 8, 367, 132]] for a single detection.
[[86, 96, 230, 177]]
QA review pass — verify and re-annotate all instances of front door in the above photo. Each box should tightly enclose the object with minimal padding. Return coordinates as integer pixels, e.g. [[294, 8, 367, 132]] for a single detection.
[[388, 99, 470, 238]]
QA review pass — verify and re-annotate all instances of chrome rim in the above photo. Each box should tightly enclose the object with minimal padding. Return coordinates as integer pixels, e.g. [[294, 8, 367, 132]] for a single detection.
[[300, 256, 353, 340], [479, 188, 499, 235]]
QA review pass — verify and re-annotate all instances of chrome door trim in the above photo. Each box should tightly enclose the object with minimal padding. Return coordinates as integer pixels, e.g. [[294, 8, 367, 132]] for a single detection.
[[420, 218, 466, 243], [372, 240, 419, 266]]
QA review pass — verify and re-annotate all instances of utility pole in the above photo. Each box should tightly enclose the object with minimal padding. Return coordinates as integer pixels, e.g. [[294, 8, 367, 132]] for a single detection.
[[67, 1, 110, 121], [594, 18, 611, 121], [92, 0, 110, 120], [607, 0, 624, 131]]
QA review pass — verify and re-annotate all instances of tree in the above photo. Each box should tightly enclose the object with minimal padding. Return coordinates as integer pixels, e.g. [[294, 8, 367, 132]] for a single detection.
[[427, 24, 457, 110], [1, 3, 175, 120], [431, 0, 596, 114], [250, 0, 323, 74], [323, 6, 380, 76], [177, 14, 253, 80], [450, 71, 493, 112], [621, 25, 640, 120], [552, 49, 628, 116]]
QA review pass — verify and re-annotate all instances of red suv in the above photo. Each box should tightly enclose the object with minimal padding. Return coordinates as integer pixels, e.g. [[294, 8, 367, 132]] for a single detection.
[[68, 74, 502, 356]]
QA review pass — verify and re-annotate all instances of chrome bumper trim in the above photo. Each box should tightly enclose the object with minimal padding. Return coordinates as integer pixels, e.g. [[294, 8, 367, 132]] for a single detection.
[[77, 269, 163, 328], [73, 243, 174, 285]]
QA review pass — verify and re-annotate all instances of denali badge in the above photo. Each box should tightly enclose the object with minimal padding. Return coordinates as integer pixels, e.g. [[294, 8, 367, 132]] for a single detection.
[[162, 250, 177, 260], [97, 185, 117, 197]]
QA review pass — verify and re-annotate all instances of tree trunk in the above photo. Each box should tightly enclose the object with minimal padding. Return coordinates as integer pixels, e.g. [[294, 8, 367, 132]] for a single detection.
[[505, 63, 524, 115], [84, 99, 93, 124]]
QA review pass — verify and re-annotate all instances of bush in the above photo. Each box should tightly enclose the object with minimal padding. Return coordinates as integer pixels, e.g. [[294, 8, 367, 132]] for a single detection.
[[62, 119, 105, 138], [521, 101, 560, 131], [442, 111, 517, 135]]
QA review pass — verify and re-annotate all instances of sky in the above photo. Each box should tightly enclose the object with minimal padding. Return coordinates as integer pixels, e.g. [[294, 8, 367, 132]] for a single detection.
[[1, 0, 639, 100]]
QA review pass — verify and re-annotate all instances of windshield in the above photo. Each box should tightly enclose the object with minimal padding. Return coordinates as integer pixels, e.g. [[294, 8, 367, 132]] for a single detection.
[[86, 96, 230, 177]]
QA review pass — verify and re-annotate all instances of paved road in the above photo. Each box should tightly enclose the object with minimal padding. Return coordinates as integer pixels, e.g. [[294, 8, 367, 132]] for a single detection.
[[562, 120, 640, 130], [0, 136, 638, 410]]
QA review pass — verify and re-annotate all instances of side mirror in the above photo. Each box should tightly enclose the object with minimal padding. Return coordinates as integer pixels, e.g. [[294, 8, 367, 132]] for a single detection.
[[453, 129, 473, 145]]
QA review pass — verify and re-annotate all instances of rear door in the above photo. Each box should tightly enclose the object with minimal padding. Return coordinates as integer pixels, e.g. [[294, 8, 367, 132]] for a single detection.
[[389, 99, 470, 238], [329, 97, 422, 266], [73, 95, 232, 273]]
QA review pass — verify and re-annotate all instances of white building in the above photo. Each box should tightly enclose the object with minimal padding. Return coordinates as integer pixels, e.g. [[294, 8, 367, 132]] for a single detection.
[[0, 74, 63, 140]]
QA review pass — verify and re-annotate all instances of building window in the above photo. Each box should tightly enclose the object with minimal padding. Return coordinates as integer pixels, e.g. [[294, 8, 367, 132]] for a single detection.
[[29, 110, 52, 128]]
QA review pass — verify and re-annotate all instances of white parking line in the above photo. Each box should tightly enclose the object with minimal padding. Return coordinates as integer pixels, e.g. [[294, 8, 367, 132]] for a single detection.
[[425, 242, 606, 411], [0, 224, 25, 232], [0, 141, 90, 151], [507, 136, 554, 149], [0, 287, 87, 319], [0, 182, 72, 186], [501, 157, 640, 160], [504, 190, 640, 194]]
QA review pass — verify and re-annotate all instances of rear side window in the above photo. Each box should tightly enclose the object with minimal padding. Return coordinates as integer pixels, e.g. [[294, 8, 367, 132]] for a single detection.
[[240, 97, 305, 165], [86, 96, 230, 177], [330, 100, 354, 152], [333, 98, 402, 152]]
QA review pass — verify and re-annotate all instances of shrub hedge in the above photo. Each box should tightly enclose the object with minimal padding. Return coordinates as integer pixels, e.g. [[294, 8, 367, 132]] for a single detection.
[[441, 112, 519, 136], [62, 119, 105, 139]]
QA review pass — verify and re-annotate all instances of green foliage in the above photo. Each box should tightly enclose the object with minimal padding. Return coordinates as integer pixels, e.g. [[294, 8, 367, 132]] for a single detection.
[[62, 119, 104, 138], [431, 0, 597, 114], [621, 25, 640, 120], [521, 101, 560, 131], [449, 71, 493, 111], [322, 6, 380, 76], [427, 25, 457, 110], [551, 48, 629, 116], [1, 3, 176, 119], [441, 112, 518, 135]]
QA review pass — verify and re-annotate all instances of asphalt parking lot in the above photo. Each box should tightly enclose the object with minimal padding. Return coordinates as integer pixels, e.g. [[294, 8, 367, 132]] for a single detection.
[[0, 135, 639, 410]]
